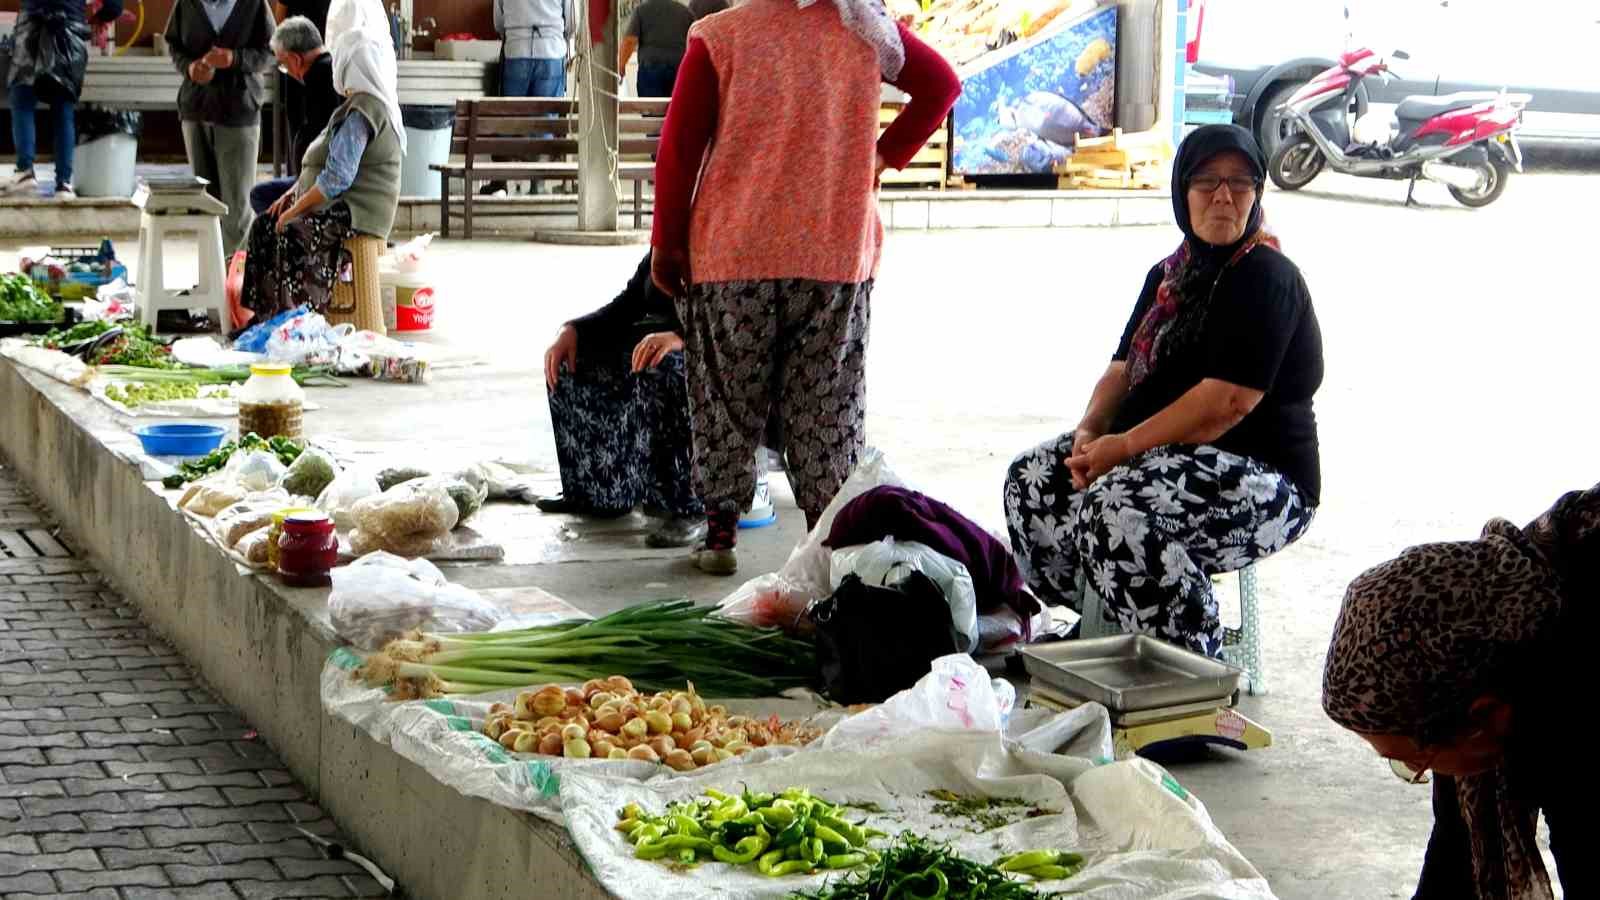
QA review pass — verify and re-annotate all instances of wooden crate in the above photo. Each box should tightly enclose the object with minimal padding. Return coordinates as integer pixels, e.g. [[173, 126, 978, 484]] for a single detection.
[[879, 103, 950, 189], [1057, 128, 1172, 190]]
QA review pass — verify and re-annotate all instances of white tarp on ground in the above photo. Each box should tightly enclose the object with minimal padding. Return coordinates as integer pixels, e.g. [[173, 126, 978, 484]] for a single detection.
[[322, 652, 1275, 899]]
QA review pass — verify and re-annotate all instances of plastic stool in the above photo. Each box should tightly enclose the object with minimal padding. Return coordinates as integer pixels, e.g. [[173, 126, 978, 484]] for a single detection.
[[136, 211, 228, 333], [325, 235, 386, 335], [1219, 565, 1266, 696], [1076, 563, 1266, 695]]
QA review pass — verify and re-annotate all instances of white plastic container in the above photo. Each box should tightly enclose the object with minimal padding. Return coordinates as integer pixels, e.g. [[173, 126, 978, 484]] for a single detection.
[[236, 362, 306, 440], [433, 39, 503, 61], [74, 134, 138, 198]]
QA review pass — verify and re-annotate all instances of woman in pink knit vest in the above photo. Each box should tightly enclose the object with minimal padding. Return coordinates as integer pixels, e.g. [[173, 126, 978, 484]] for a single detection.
[[651, 0, 959, 575]]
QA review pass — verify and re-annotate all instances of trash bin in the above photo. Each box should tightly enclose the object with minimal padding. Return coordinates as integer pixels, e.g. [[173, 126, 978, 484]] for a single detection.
[[400, 105, 454, 200], [74, 106, 143, 198]]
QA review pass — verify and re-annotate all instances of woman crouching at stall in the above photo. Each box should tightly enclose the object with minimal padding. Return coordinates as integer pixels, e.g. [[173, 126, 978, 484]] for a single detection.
[[1323, 484, 1598, 900], [1002, 124, 1323, 656], [540, 251, 707, 548], [240, 29, 402, 320]]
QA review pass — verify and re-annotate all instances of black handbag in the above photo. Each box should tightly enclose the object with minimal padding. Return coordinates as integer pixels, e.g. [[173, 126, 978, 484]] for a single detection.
[[807, 566, 962, 705]]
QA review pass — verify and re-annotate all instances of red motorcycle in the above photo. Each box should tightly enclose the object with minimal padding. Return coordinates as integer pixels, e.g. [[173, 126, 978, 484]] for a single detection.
[[1267, 49, 1530, 208]]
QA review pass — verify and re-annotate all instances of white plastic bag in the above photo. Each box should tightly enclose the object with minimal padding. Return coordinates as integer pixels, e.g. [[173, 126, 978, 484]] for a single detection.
[[386, 232, 434, 273], [316, 466, 382, 529], [263, 312, 349, 366], [821, 654, 1004, 750], [829, 538, 980, 652], [222, 449, 288, 493], [328, 551, 503, 649], [716, 449, 907, 630]]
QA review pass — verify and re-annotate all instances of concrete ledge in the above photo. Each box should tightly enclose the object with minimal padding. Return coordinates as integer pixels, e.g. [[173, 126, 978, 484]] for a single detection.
[[0, 189, 1170, 239], [0, 358, 606, 900]]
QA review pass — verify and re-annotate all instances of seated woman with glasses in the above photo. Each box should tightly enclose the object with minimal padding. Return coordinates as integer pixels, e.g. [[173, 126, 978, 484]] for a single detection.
[[1001, 124, 1323, 656], [1323, 484, 1598, 900]]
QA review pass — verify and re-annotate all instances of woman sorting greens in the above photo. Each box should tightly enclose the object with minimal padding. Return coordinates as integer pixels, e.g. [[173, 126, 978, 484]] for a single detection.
[[240, 28, 402, 319], [1323, 484, 1597, 900], [1003, 125, 1323, 656]]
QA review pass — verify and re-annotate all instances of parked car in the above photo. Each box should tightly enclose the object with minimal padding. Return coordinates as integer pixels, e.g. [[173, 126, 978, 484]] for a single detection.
[[1188, 0, 1600, 159]]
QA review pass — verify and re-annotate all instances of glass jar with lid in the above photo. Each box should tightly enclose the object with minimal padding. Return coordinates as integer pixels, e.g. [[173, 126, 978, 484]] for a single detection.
[[237, 362, 305, 440], [277, 510, 337, 588]]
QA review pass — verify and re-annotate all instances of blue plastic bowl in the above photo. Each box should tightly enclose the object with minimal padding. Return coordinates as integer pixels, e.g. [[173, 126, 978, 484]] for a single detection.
[[134, 424, 227, 457]]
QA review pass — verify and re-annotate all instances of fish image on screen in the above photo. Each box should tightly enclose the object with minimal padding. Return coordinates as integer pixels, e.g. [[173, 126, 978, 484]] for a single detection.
[[951, 4, 1117, 176]]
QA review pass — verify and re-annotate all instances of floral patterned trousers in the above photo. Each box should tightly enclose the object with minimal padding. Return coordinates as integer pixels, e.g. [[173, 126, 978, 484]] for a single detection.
[[240, 203, 353, 320], [677, 280, 871, 526], [547, 350, 703, 518], [1003, 433, 1314, 656]]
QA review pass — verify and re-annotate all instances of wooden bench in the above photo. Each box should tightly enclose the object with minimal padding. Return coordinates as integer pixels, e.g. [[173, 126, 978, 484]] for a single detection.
[[431, 98, 670, 238]]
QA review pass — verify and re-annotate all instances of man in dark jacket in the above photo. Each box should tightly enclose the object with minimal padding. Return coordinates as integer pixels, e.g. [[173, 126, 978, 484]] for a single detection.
[[3, 0, 125, 199], [249, 15, 339, 214], [164, 0, 276, 252]]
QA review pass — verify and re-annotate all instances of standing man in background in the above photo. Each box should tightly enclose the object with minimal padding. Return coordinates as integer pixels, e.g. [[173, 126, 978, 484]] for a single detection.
[[619, 0, 693, 98], [494, 0, 575, 99], [488, 0, 575, 195], [3, 0, 125, 198], [165, 0, 277, 252]]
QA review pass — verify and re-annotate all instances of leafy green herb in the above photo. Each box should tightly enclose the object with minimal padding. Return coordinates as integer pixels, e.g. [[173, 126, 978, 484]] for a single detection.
[[925, 790, 1045, 833], [161, 432, 303, 489], [0, 273, 63, 323], [36, 320, 179, 368], [790, 833, 1072, 900]]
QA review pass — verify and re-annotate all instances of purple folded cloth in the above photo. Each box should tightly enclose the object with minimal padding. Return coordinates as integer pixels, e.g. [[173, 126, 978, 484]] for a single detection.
[[824, 485, 1039, 619]]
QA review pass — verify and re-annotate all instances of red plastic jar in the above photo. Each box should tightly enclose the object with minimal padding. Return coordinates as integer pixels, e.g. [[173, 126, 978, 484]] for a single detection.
[[277, 511, 337, 588]]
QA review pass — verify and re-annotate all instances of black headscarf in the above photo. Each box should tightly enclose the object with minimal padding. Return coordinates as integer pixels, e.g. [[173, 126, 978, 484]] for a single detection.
[[1169, 124, 1268, 259], [1126, 125, 1276, 385]]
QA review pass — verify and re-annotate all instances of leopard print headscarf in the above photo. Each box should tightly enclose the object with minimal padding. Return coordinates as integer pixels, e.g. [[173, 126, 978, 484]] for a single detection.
[[1323, 485, 1599, 900]]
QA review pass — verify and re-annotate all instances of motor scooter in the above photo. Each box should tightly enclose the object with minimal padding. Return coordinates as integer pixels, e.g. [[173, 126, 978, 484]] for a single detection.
[[1267, 49, 1529, 208]]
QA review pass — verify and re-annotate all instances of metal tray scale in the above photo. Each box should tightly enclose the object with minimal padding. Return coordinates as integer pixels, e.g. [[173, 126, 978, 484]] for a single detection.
[[1021, 635, 1241, 714]]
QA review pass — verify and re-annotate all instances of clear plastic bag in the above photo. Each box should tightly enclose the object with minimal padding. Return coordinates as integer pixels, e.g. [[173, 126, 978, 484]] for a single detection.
[[716, 449, 908, 632], [315, 466, 381, 529], [829, 538, 980, 652], [264, 312, 348, 366], [280, 446, 340, 499], [328, 551, 503, 650], [820, 654, 1005, 750], [214, 497, 283, 548], [178, 474, 248, 516], [347, 480, 460, 558], [223, 449, 288, 493]]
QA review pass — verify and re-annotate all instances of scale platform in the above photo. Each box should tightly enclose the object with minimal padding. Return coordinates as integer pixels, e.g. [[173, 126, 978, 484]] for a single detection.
[[132, 176, 228, 216], [1021, 635, 1272, 759]]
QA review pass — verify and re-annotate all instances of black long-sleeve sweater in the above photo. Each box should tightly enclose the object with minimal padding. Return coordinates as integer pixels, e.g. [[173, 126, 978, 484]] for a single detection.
[[164, 0, 276, 127]]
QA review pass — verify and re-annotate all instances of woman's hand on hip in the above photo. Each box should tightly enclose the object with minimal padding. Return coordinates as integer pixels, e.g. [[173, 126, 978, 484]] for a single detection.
[[631, 331, 684, 373], [650, 248, 691, 298], [1066, 433, 1133, 491], [544, 324, 578, 392]]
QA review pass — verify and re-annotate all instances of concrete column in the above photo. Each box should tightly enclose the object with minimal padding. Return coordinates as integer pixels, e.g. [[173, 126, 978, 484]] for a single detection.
[[578, 0, 621, 231]]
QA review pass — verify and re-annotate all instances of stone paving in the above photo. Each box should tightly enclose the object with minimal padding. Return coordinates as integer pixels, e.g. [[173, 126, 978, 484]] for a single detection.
[[0, 461, 393, 900]]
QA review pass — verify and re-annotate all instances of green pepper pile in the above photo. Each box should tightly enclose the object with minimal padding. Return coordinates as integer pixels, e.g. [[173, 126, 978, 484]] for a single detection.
[[0, 273, 63, 323], [790, 834, 1082, 900], [616, 787, 884, 875], [161, 432, 303, 489]]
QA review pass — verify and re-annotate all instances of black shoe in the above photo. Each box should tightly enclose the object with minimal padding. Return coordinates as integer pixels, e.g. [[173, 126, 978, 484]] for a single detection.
[[648, 516, 708, 548], [534, 494, 632, 518]]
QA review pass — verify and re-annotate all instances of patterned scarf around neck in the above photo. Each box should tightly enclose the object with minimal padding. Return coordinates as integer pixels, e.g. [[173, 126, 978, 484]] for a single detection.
[[1125, 226, 1280, 387]]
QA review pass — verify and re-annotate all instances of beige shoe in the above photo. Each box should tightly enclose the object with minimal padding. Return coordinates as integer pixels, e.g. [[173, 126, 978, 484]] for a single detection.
[[691, 544, 738, 576], [1, 169, 39, 197]]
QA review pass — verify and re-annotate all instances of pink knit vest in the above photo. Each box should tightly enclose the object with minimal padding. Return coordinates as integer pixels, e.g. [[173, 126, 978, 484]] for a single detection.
[[689, 0, 884, 285]]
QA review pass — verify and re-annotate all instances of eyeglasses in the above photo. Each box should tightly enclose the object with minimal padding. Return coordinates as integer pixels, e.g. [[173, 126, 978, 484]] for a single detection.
[[1188, 175, 1260, 194]]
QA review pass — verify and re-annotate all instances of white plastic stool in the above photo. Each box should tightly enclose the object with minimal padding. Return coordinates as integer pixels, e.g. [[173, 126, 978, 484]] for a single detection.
[[136, 211, 228, 333], [1077, 564, 1266, 696]]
